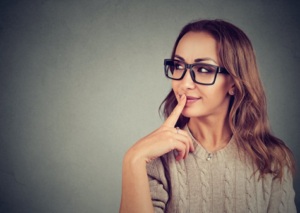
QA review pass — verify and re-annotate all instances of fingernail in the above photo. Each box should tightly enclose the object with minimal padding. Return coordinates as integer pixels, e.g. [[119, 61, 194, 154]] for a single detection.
[[180, 94, 185, 100]]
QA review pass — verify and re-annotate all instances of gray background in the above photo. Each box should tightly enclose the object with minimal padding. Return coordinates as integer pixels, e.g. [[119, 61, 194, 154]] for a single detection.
[[1, 0, 300, 212]]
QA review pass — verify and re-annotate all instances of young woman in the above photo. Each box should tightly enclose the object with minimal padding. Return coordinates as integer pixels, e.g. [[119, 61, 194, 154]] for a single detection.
[[119, 19, 296, 213]]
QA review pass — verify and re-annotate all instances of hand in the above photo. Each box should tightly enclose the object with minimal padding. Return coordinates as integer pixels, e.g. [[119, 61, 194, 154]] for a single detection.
[[126, 94, 194, 163]]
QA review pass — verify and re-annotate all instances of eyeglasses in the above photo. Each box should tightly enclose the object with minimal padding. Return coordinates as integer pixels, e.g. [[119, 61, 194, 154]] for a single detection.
[[164, 59, 229, 85]]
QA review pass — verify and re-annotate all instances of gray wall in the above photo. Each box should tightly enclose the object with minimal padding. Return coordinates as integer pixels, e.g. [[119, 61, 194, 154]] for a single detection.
[[1, 0, 299, 212]]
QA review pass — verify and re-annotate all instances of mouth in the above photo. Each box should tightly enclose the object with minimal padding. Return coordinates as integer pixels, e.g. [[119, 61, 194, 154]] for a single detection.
[[179, 94, 201, 105]]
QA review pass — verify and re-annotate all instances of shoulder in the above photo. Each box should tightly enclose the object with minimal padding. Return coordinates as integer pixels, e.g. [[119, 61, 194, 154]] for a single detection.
[[267, 165, 296, 213], [268, 138, 296, 179]]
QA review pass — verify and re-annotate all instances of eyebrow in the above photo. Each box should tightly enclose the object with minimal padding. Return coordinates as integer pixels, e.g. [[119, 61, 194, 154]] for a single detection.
[[174, 55, 217, 64]]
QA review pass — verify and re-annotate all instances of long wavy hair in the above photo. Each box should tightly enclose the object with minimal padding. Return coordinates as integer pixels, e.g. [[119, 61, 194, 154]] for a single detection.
[[159, 19, 296, 181]]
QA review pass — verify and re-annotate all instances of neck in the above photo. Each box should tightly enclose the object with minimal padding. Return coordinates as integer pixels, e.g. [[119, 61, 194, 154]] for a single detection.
[[188, 114, 232, 152]]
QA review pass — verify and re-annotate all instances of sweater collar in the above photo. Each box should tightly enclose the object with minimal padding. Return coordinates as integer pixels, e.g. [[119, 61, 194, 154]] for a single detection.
[[184, 125, 237, 161]]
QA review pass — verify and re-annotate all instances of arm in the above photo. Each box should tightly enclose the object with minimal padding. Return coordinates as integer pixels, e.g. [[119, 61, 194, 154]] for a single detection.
[[119, 94, 194, 213], [120, 152, 154, 213], [267, 166, 296, 213], [147, 158, 169, 212]]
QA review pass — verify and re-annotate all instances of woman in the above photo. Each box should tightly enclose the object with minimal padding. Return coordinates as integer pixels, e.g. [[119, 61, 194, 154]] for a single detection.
[[119, 19, 296, 213]]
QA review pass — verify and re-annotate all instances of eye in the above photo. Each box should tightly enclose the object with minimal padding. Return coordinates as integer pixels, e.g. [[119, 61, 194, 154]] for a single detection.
[[174, 63, 184, 70], [195, 65, 216, 73], [198, 67, 209, 73]]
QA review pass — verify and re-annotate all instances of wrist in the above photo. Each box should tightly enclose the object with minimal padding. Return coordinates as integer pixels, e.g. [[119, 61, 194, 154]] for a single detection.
[[123, 148, 147, 167]]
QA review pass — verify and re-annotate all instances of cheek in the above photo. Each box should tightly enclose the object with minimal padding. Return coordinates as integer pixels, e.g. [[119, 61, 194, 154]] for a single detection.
[[172, 81, 179, 93], [210, 77, 232, 96], [199, 83, 228, 100]]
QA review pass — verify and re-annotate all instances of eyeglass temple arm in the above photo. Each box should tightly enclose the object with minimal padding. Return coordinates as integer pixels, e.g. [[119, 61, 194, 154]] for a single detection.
[[219, 67, 229, 74]]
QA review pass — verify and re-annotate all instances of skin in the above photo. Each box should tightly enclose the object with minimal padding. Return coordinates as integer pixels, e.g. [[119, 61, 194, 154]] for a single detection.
[[119, 31, 235, 213], [173, 31, 235, 151]]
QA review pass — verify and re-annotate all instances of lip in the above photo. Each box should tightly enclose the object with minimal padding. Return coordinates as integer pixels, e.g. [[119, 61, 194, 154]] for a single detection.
[[186, 96, 200, 100], [179, 94, 201, 105]]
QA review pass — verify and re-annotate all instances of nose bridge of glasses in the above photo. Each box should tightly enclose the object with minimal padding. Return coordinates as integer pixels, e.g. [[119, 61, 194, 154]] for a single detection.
[[186, 63, 193, 69]]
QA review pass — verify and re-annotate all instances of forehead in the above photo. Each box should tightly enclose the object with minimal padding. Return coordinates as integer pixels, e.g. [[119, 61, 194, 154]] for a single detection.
[[175, 32, 218, 63]]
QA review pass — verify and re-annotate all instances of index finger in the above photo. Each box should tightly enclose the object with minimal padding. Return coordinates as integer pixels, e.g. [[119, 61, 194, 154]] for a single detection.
[[163, 94, 186, 127]]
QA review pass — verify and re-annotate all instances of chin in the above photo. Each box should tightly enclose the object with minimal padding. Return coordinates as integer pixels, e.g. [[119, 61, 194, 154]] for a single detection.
[[182, 108, 206, 118]]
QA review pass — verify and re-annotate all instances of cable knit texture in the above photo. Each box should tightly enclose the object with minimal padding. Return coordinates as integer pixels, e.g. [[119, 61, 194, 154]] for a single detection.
[[146, 125, 296, 213]]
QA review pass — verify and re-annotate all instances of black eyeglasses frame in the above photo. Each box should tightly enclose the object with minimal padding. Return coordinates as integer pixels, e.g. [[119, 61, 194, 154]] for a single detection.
[[164, 59, 229, 85]]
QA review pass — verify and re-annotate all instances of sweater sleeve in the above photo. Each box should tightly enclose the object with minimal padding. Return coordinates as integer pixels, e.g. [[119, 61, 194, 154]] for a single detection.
[[267, 166, 297, 213], [146, 157, 169, 213]]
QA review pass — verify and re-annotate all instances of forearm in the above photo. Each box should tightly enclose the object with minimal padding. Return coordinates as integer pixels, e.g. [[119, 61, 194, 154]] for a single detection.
[[119, 151, 154, 213]]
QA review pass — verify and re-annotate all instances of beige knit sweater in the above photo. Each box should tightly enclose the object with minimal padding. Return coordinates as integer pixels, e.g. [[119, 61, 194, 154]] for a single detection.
[[146, 126, 296, 213]]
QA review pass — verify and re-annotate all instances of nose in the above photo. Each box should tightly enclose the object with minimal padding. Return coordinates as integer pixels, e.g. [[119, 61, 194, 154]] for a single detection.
[[179, 68, 196, 90]]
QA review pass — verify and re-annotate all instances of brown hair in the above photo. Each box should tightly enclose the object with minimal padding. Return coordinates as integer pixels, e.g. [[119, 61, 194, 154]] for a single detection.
[[159, 19, 296, 181]]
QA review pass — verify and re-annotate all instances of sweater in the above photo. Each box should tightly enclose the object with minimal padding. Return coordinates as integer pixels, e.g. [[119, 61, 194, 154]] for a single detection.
[[146, 125, 296, 213]]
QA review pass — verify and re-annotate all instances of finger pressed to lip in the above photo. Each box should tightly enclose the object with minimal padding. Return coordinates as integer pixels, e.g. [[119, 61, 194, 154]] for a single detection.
[[164, 94, 186, 127]]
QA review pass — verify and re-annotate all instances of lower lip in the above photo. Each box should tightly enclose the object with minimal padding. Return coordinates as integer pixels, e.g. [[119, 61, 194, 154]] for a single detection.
[[186, 98, 201, 105]]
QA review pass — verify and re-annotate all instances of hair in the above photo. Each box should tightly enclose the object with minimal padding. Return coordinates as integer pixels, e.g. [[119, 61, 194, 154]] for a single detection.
[[159, 19, 296, 181]]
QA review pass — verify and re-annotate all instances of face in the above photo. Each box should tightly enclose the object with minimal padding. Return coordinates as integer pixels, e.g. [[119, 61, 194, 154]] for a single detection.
[[172, 31, 234, 119]]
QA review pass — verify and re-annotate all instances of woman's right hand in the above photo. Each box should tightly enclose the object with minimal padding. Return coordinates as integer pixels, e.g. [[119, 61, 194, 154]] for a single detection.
[[120, 94, 194, 213], [125, 94, 194, 164]]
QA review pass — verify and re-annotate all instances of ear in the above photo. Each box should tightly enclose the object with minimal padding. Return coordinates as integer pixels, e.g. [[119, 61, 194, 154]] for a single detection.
[[228, 83, 236, 96]]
